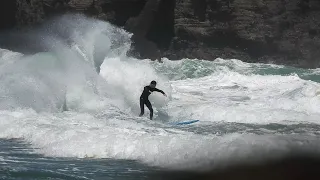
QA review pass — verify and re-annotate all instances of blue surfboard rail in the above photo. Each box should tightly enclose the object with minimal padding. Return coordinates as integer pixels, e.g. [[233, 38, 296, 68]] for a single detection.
[[171, 120, 200, 125]]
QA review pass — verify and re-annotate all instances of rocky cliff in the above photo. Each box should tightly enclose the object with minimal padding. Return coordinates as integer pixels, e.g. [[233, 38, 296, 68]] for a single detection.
[[169, 0, 320, 68], [1, 0, 320, 68]]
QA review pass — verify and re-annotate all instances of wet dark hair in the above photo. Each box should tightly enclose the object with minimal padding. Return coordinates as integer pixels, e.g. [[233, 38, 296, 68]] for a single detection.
[[150, 80, 157, 85]]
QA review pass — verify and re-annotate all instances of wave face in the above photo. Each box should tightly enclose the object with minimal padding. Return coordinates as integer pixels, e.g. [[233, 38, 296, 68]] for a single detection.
[[0, 14, 320, 170]]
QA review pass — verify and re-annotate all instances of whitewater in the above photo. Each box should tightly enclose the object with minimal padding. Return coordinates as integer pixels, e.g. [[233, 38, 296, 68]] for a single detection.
[[1, 14, 320, 179]]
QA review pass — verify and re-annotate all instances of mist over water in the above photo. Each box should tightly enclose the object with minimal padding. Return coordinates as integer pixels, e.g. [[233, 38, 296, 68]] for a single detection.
[[0, 14, 320, 173]]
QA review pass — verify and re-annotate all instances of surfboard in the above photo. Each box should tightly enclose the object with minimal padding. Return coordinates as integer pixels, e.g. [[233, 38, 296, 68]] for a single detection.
[[171, 120, 200, 125]]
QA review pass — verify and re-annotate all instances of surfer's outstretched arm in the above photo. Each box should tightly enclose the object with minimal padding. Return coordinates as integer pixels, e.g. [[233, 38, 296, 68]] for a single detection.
[[154, 88, 166, 96]]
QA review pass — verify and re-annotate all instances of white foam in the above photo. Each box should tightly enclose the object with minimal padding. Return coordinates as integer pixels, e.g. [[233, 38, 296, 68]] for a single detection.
[[167, 69, 320, 124], [0, 49, 23, 66], [0, 14, 134, 113], [0, 109, 319, 170]]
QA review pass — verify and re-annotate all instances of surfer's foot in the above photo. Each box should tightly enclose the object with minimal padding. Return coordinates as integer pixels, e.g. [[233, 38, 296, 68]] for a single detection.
[[139, 113, 143, 117]]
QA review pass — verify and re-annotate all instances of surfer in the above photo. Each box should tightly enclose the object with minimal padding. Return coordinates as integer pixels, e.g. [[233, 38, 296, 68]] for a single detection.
[[139, 80, 166, 120]]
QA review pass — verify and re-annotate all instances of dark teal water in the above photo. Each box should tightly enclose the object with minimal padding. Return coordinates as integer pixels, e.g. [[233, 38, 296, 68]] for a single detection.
[[0, 139, 166, 180]]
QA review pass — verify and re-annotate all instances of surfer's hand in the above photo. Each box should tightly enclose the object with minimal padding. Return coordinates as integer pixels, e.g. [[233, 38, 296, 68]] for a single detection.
[[163, 93, 167, 97]]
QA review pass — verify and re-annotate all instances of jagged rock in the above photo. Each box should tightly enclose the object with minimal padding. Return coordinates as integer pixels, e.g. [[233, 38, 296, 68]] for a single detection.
[[167, 0, 320, 68], [1, 0, 320, 68], [15, 0, 45, 27]]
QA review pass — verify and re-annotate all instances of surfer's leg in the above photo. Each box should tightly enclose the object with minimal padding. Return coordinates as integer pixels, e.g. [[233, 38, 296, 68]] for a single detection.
[[145, 99, 153, 120], [139, 97, 144, 116]]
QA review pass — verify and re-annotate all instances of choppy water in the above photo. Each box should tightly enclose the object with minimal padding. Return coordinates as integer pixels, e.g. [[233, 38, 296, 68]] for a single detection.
[[1, 14, 320, 179]]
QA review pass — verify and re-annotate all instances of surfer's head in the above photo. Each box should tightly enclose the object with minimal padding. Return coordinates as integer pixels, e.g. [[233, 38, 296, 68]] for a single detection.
[[150, 80, 157, 88]]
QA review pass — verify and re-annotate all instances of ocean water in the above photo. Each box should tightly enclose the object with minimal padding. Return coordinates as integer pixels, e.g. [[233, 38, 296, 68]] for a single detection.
[[1, 14, 320, 179]]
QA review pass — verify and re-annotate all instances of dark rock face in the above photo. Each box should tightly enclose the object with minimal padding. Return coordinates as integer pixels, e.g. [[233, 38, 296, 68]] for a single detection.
[[167, 0, 320, 68], [123, 0, 162, 59], [0, 0, 17, 29], [1, 0, 320, 68], [16, 0, 45, 27]]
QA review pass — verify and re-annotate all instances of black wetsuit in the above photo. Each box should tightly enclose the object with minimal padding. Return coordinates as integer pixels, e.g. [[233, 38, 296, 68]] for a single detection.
[[139, 85, 165, 120]]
